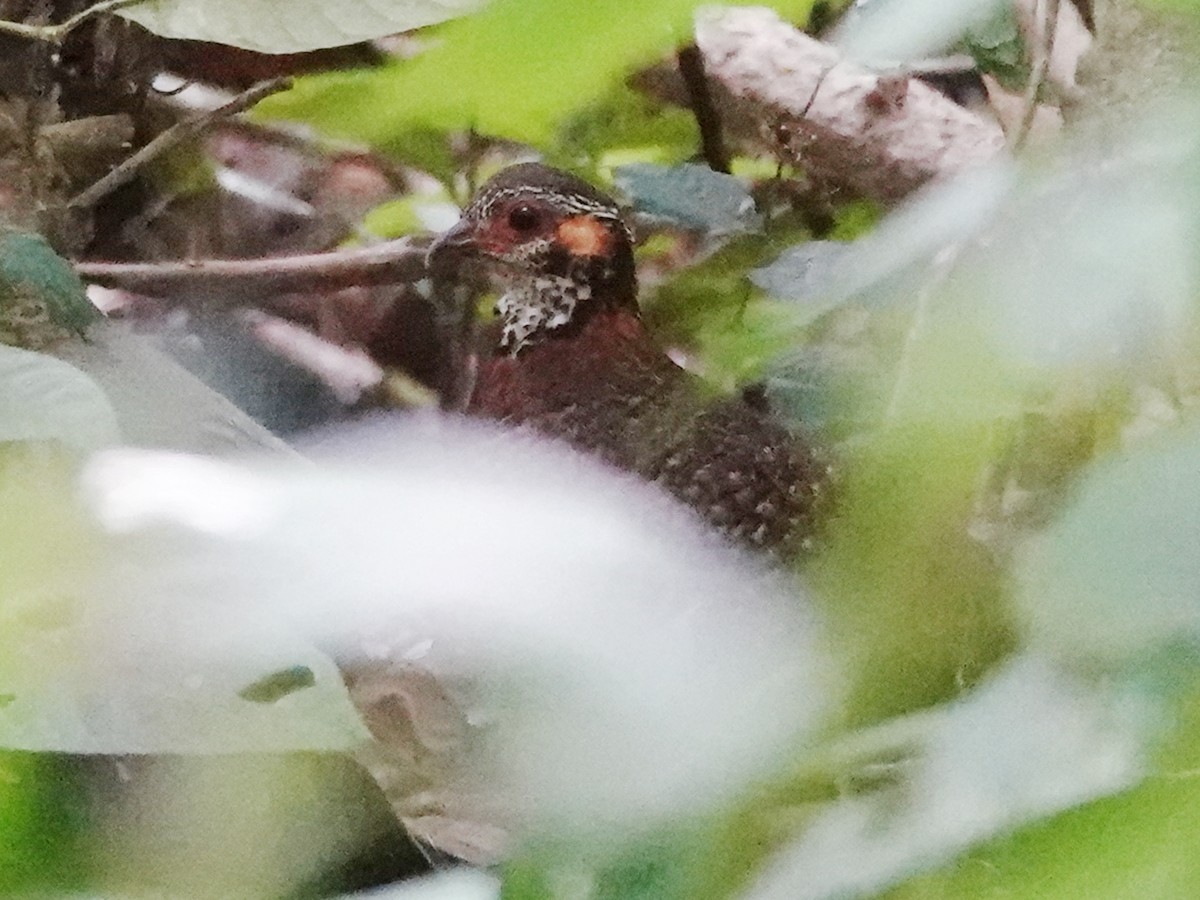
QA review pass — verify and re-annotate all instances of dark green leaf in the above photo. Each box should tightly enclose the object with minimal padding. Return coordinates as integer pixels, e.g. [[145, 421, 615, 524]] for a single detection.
[[0, 230, 98, 345], [238, 666, 317, 704], [615, 163, 762, 234]]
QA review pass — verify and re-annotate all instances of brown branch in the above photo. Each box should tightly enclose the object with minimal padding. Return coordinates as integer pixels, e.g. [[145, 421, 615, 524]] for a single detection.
[[676, 43, 731, 174], [69, 77, 294, 209], [75, 238, 430, 297], [693, 7, 1006, 203], [0, 0, 145, 43]]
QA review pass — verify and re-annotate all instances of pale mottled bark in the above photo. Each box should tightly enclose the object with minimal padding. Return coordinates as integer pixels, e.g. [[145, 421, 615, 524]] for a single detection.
[[694, 6, 1008, 203]]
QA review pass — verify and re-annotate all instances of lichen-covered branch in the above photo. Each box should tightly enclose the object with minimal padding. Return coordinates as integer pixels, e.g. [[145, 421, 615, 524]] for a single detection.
[[694, 7, 1007, 203]]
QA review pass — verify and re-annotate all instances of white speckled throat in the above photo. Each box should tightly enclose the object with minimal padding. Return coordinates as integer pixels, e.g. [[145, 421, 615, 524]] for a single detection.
[[497, 273, 594, 355]]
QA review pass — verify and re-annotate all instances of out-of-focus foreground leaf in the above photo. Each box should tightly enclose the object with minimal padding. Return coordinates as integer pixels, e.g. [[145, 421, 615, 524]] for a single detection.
[[0, 451, 368, 754], [257, 0, 816, 146], [118, 0, 486, 53], [1016, 421, 1200, 667], [0, 345, 118, 451], [745, 653, 1149, 899], [81, 417, 837, 836]]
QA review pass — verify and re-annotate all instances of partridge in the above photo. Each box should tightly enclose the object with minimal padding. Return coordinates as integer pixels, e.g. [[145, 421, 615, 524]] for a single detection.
[[428, 163, 829, 558]]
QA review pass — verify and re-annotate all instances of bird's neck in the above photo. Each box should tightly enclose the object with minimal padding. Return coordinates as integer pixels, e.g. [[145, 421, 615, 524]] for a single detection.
[[497, 245, 638, 356]]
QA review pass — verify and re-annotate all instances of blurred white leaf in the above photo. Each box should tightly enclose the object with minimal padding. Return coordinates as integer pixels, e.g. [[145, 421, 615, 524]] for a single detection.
[[957, 136, 1200, 368], [0, 343, 120, 451], [1016, 421, 1200, 665], [0, 579, 369, 753], [747, 653, 1149, 900], [835, 0, 1008, 64], [841, 160, 1016, 297], [83, 415, 837, 836], [119, 0, 486, 53], [52, 321, 293, 456], [757, 161, 1015, 315]]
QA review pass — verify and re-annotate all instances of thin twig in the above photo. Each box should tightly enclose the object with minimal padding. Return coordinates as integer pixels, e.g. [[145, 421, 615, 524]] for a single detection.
[[241, 310, 386, 405], [75, 237, 430, 297], [676, 43, 731, 174], [69, 77, 294, 209], [1012, 0, 1062, 150], [884, 245, 961, 422], [0, 0, 145, 44]]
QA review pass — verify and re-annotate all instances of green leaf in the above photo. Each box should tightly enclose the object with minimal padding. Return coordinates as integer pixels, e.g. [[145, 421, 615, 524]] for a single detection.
[[0, 230, 98, 347], [0, 753, 85, 893], [808, 421, 1015, 724], [82, 429, 835, 835], [257, 0, 817, 145], [962, 2, 1028, 88], [644, 231, 811, 388], [550, 82, 697, 174], [118, 0, 485, 53], [836, 0, 1010, 63], [362, 194, 460, 238], [750, 241, 858, 327], [0, 345, 119, 452], [615, 163, 762, 234]]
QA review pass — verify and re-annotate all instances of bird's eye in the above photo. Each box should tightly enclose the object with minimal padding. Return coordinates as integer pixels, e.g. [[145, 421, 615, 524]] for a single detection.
[[506, 204, 541, 232]]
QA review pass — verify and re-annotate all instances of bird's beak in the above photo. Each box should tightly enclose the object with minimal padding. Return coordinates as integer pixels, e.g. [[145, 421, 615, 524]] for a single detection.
[[426, 217, 478, 271]]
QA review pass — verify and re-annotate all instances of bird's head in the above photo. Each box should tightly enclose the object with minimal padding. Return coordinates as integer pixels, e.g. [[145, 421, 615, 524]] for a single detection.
[[428, 163, 637, 354]]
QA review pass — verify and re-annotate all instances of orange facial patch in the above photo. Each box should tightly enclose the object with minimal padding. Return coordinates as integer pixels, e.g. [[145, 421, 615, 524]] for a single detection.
[[555, 215, 612, 257]]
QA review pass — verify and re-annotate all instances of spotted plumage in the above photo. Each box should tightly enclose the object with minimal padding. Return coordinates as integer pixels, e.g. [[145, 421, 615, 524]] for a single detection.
[[428, 163, 830, 558]]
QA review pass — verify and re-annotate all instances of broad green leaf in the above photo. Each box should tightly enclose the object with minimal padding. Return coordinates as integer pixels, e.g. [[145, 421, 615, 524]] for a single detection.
[[362, 194, 460, 238], [888, 774, 1200, 899], [550, 82, 697, 175], [257, 0, 817, 145], [0, 574, 369, 754], [51, 322, 292, 456], [0, 344, 119, 451], [962, 2, 1027, 88], [0, 754, 84, 894], [83, 752, 428, 896], [954, 130, 1200, 372], [118, 0, 486, 53], [645, 231, 811, 389], [808, 420, 1014, 724]]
